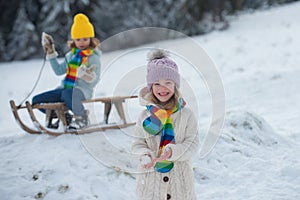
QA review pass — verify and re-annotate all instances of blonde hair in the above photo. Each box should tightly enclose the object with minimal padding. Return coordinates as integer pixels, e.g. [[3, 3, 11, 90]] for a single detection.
[[149, 87, 180, 110], [67, 37, 101, 50]]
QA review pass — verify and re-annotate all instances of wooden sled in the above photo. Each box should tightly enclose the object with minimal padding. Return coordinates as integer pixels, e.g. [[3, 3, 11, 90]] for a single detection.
[[10, 95, 137, 136]]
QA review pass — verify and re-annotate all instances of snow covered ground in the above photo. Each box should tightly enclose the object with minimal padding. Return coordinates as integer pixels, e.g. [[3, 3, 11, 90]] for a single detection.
[[1, 2, 300, 200]]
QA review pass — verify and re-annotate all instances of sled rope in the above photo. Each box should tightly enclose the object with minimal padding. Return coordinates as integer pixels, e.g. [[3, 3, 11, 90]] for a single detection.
[[17, 54, 47, 108], [17, 50, 70, 108]]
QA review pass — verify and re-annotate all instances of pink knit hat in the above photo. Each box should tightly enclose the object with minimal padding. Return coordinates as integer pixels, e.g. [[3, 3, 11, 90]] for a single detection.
[[146, 49, 180, 90]]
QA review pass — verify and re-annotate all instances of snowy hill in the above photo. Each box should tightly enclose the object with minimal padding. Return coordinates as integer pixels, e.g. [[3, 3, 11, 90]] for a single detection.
[[1, 2, 300, 200]]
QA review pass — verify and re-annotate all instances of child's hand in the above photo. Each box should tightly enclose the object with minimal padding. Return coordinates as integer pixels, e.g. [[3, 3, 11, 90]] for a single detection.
[[157, 147, 172, 162], [41, 32, 57, 56], [139, 149, 172, 170], [77, 64, 96, 82]]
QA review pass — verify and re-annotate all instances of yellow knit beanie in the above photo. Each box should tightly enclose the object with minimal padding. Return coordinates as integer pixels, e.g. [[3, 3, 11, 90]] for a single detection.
[[71, 13, 95, 39]]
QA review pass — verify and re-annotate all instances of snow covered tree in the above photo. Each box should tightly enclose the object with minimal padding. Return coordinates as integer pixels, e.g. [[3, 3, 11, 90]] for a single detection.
[[0, 0, 299, 61], [6, 4, 39, 61], [0, 32, 5, 61]]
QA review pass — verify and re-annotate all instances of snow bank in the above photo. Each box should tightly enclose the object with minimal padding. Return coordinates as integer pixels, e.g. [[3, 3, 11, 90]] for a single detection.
[[195, 110, 300, 199]]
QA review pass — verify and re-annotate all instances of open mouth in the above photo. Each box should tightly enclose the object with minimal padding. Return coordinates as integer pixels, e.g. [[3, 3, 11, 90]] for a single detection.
[[158, 92, 169, 97]]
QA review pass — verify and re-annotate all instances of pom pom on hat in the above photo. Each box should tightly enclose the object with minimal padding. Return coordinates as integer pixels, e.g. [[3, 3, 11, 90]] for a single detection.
[[71, 13, 95, 39], [147, 49, 169, 60], [146, 49, 180, 90]]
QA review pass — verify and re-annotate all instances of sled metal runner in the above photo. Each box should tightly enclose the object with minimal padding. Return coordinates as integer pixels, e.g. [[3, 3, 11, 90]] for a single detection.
[[10, 95, 137, 136]]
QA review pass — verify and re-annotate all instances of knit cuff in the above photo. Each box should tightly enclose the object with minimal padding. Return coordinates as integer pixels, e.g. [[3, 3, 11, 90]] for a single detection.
[[46, 51, 58, 60], [165, 144, 178, 161]]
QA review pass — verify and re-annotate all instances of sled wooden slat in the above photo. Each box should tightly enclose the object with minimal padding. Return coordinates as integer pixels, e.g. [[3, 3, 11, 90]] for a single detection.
[[32, 103, 69, 127], [9, 100, 41, 134], [31, 96, 138, 108], [25, 101, 63, 136], [32, 103, 67, 109], [83, 95, 137, 103]]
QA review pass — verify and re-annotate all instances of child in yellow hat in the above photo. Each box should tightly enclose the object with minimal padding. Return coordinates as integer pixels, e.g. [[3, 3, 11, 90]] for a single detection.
[[32, 13, 101, 130]]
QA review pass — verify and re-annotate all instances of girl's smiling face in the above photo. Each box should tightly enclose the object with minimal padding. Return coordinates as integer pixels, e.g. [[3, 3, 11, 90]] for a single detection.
[[74, 38, 91, 50], [152, 79, 175, 103]]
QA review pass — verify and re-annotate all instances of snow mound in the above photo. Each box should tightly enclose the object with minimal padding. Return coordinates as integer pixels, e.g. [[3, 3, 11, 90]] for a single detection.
[[209, 109, 292, 167], [197, 110, 287, 172], [195, 109, 291, 176], [194, 110, 300, 199], [222, 110, 283, 147]]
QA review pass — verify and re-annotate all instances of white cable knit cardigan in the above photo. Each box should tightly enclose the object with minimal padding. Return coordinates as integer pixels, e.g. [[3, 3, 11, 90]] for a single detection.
[[131, 88, 199, 200]]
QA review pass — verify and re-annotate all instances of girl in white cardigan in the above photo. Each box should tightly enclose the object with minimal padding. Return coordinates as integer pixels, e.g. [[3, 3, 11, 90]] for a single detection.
[[132, 49, 199, 200]]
